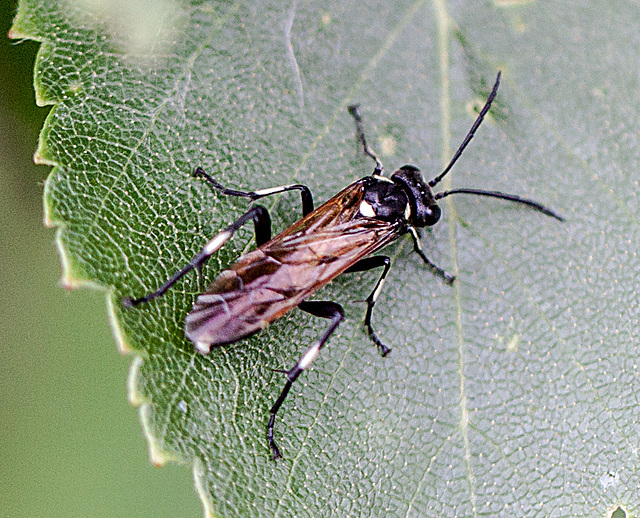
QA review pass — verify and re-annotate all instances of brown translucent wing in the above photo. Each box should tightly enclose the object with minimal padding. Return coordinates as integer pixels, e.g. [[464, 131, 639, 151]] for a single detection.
[[185, 178, 402, 351]]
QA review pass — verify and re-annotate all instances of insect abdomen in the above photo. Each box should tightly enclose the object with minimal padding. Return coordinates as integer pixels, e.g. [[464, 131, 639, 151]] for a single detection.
[[185, 250, 294, 353], [185, 218, 398, 354]]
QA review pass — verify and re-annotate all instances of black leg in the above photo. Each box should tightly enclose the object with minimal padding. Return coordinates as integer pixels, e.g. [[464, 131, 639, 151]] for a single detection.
[[347, 105, 384, 176], [122, 205, 271, 307], [345, 256, 392, 357], [408, 227, 455, 285], [194, 167, 314, 216], [267, 300, 344, 461]]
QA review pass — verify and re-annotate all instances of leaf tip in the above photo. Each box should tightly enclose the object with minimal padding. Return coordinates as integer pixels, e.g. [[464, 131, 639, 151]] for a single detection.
[[107, 293, 137, 355], [34, 150, 56, 166], [193, 458, 216, 518], [139, 403, 186, 467], [52, 226, 86, 288], [7, 27, 24, 40]]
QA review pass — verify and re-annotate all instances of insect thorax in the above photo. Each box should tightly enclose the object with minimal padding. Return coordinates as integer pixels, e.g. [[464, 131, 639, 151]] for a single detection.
[[359, 177, 410, 222]]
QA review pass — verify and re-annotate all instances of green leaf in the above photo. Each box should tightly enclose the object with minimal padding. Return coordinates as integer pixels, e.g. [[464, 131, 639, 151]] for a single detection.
[[14, 0, 640, 515]]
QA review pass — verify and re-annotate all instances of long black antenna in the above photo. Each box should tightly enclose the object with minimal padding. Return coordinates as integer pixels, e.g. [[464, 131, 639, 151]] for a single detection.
[[435, 188, 564, 221], [429, 71, 501, 188]]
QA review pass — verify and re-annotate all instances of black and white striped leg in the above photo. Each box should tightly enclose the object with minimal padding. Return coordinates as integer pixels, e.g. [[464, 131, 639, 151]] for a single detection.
[[122, 205, 271, 307], [347, 105, 384, 176], [267, 300, 344, 461], [345, 256, 392, 356], [194, 167, 314, 217], [408, 226, 455, 285]]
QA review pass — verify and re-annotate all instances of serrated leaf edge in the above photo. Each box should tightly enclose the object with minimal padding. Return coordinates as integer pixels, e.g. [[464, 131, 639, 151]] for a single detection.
[[10, 5, 213, 515]]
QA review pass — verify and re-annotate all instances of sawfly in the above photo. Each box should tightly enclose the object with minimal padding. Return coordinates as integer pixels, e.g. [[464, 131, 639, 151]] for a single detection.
[[123, 71, 563, 460]]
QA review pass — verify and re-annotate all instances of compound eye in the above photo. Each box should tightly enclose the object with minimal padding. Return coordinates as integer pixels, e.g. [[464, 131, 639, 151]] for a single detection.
[[422, 204, 441, 226]]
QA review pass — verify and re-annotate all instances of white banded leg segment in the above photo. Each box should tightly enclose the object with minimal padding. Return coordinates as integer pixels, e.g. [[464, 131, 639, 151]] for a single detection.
[[369, 264, 389, 305], [297, 341, 321, 371], [122, 206, 271, 308], [372, 174, 393, 183], [253, 185, 298, 196], [408, 225, 423, 254], [285, 341, 321, 382], [193, 168, 314, 217], [121, 246, 214, 307], [267, 300, 344, 460], [203, 230, 232, 255], [408, 226, 455, 285], [251, 184, 314, 216]]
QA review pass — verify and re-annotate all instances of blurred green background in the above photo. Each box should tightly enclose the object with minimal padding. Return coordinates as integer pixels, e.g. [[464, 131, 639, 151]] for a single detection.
[[0, 3, 202, 516]]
